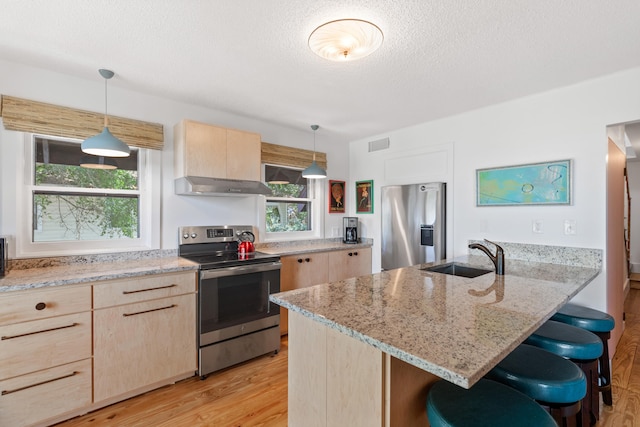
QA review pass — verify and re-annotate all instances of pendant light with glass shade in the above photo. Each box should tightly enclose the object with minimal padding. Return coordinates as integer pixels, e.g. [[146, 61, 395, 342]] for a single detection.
[[81, 69, 131, 158], [302, 124, 326, 179]]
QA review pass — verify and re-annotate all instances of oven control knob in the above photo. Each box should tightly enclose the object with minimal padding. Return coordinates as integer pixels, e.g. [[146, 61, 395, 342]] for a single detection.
[[191, 233, 197, 239], [183, 233, 189, 239]]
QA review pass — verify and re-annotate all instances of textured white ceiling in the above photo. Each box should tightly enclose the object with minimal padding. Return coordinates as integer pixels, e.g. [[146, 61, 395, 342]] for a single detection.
[[1, 0, 640, 143]]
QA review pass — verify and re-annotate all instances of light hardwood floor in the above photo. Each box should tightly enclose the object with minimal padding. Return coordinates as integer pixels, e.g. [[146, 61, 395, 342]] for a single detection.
[[56, 289, 640, 427]]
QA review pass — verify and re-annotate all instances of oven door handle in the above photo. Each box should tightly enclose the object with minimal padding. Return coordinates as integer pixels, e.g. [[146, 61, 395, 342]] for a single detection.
[[200, 261, 282, 280]]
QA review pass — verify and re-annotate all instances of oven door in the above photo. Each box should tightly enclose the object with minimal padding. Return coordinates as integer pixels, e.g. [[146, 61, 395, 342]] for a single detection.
[[199, 261, 281, 347]]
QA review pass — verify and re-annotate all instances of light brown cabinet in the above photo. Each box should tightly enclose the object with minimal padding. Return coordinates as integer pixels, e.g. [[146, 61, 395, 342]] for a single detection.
[[328, 248, 372, 282], [174, 119, 261, 181], [93, 271, 197, 403], [0, 285, 92, 427], [279, 247, 372, 335], [0, 270, 198, 426]]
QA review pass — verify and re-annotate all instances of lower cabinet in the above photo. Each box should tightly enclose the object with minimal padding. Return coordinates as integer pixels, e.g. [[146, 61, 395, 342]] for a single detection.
[[328, 248, 372, 282], [0, 359, 92, 427], [93, 272, 197, 403], [0, 285, 92, 427], [0, 270, 197, 427], [280, 247, 372, 335]]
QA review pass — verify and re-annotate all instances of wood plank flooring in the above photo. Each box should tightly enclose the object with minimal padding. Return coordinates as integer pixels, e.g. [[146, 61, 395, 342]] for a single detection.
[[56, 290, 640, 426]]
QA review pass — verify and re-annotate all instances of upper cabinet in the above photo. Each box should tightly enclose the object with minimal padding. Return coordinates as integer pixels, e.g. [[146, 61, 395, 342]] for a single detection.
[[174, 119, 261, 181]]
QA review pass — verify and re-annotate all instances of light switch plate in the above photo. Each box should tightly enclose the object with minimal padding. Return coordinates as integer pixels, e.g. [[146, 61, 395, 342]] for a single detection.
[[564, 220, 576, 235], [532, 219, 543, 234]]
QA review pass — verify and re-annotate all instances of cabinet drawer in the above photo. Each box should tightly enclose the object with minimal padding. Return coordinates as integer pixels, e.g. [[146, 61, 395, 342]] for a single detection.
[[94, 271, 196, 308], [0, 312, 91, 380], [0, 358, 91, 427], [0, 285, 91, 326]]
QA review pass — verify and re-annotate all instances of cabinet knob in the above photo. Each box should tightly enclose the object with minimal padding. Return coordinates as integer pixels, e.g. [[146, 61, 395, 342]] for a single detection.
[[297, 259, 303, 263], [348, 252, 353, 256], [354, 252, 358, 256], [305, 258, 310, 262], [35, 302, 47, 311]]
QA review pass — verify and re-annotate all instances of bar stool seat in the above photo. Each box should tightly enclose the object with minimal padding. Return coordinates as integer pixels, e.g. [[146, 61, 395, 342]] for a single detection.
[[526, 320, 603, 427], [487, 344, 586, 426], [426, 379, 557, 427], [551, 303, 615, 406]]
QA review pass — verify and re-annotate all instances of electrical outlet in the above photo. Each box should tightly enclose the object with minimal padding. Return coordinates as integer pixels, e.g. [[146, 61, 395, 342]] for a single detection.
[[532, 219, 543, 234], [564, 220, 576, 235], [331, 226, 340, 237]]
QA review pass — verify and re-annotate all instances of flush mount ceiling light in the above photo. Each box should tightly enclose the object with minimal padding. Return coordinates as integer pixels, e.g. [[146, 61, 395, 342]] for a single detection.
[[81, 69, 131, 158], [302, 125, 327, 179], [308, 19, 383, 61]]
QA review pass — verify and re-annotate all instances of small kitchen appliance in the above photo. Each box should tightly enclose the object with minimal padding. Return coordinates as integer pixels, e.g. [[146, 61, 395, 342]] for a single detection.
[[343, 217, 359, 244], [178, 225, 281, 378]]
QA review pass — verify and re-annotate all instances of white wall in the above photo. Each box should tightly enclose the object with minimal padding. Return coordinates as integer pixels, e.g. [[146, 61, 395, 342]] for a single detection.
[[349, 67, 640, 310], [627, 161, 640, 272], [0, 59, 350, 252]]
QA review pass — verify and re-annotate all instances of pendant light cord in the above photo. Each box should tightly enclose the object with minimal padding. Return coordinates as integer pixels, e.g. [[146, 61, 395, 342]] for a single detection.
[[103, 76, 109, 127]]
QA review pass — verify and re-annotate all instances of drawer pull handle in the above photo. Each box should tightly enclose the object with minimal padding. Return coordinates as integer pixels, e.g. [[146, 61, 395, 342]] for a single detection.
[[35, 302, 47, 310], [1, 371, 78, 396], [1, 323, 79, 340], [123, 304, 176, 317], [122, 284, 177, 295]]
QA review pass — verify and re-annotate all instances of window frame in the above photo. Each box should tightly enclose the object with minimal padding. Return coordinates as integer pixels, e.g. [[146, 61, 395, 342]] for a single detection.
[[260, 163, 324, 241], [15, 133, 160, 257]]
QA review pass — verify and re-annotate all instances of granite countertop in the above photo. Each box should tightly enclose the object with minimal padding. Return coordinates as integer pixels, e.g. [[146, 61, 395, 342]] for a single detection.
[[270, 255, 600, 389], [0, 256, 199, 293], [0, 238, 372, 293], [256, 238, 372, 256]]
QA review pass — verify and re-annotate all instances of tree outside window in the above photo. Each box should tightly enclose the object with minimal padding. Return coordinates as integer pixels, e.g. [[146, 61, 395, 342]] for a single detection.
[[33, 136, 140, 242]]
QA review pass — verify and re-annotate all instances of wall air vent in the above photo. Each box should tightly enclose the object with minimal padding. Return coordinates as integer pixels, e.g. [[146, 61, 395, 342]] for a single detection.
[[368, 137, 390, 152]]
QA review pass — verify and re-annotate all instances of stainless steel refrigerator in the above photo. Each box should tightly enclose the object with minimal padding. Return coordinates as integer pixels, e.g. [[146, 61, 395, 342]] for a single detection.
[[381, 182, 446, 270]]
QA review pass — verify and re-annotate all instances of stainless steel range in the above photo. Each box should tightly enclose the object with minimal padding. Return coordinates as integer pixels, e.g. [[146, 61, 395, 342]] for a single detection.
[[178, 225, 281, 378]]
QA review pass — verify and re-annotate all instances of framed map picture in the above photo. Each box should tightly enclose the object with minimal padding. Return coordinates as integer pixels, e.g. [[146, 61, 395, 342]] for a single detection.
[[476, 159, 571, 206], [329, 180, 345, 213], [356, 180, 373, 213]]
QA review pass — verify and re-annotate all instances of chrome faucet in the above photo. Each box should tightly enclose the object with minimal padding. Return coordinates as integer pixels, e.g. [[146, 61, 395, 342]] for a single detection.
[[468, 239, 505, 275]]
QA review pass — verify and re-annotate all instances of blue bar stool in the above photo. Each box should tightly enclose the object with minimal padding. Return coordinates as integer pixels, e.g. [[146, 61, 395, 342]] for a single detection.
[[526, 320, 603, 427], [551, 303, 615, 406], [486, 344, 586, 426], [426, 379, 557, 427]]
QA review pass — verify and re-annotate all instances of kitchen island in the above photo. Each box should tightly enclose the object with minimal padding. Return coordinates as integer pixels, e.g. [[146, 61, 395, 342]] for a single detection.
[[270, 254, 601, 427]]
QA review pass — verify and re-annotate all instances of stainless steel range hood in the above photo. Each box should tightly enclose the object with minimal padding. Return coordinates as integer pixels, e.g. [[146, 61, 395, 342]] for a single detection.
[[175, 176, 272, 196]]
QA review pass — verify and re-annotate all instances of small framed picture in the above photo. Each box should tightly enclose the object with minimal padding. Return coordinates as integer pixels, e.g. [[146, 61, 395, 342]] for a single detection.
[[355, 180, 373, 214], [329, 180, 345, 213]]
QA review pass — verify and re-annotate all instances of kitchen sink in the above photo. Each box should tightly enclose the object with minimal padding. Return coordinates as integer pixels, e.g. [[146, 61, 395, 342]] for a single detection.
[[421, 262, 492, 278]]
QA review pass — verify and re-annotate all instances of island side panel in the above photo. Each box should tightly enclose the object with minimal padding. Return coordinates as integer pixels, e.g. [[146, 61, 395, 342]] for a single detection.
[[389, 356, 439, 426], [288, 311, 385, 427], [289, 312, 327, 427], [326, 325, 384, 426]]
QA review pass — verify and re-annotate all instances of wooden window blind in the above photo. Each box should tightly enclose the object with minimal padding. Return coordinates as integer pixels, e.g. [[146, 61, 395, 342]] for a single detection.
[[261, 141, 327, 170], [0, 95, 164, 150]]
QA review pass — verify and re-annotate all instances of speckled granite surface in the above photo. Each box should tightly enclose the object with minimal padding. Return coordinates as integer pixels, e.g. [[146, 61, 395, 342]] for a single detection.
[[0, 255, 198, 292], [270, 254, 601, 389], [0, 238, 371, 293], [256, 238, 372, 255]]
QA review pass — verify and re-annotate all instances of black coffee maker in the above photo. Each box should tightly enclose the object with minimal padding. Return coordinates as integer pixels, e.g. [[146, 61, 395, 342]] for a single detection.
[[343, 217, 359, 244]]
